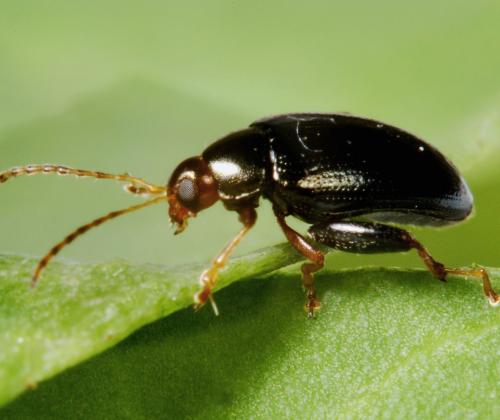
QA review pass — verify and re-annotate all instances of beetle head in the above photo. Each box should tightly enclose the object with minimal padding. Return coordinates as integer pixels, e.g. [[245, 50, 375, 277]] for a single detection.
[[167, 156, 219, 234]]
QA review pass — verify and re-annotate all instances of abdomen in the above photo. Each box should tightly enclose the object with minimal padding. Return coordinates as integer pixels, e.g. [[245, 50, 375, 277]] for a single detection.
[[253, 113, 473, 226]]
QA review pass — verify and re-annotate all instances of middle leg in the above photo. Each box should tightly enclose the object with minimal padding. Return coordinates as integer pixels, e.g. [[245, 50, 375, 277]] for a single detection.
[[275, 211, 325, 317]]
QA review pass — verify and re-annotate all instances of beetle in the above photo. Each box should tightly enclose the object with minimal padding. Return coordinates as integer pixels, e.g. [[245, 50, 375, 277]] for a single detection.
[[1, 113, 498, 316]]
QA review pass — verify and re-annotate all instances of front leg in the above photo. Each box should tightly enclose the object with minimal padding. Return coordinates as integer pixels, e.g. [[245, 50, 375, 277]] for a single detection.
[[274, 209, 325, 317], [194, 207, 257, 315]]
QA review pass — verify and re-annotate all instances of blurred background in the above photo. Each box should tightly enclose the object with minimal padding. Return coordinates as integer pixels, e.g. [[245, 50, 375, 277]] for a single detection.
[[1, 1, 499, 272]]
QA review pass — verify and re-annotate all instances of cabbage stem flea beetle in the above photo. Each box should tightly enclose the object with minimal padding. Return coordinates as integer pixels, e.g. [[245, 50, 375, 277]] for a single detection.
[[1, 113, 498, 317]]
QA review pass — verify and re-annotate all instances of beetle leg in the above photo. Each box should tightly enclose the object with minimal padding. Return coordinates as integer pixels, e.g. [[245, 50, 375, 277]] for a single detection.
[[194, 207, 257, 315], [275, 211, 324, 317], [410, 240, 500, 306], [307, 221, 499, 306]]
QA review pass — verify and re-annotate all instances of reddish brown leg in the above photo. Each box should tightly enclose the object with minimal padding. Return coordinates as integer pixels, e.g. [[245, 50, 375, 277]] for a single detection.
[[31, 196, 165, 286], [194, 207, 257, 315], [275, 211, 325, 317], [410, 238, 500, 306]]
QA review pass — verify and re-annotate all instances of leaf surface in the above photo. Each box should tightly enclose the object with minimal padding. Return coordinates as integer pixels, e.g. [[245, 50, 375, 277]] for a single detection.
[[0, 245, 303, 406], [1, 258, 499, 418]]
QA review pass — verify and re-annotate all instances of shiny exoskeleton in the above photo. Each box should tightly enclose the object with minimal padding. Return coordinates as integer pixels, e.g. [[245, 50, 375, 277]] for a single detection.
[[2, 113, 498, 316]]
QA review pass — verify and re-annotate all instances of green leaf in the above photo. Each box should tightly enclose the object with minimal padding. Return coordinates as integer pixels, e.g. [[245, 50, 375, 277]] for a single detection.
[[0, 245, 304, 407], [1, 260, 499, 418]]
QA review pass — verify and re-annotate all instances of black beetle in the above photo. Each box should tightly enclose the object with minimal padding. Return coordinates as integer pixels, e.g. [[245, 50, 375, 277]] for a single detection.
[[1, 113, 498, 316]]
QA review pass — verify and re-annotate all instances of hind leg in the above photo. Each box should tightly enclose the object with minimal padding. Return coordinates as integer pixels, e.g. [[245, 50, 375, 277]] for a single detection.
[[411, 242, 499, 305], [308, 221, 499, 305]]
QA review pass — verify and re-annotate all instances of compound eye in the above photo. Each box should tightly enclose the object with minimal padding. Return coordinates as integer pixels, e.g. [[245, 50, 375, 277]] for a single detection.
[[177, 177, 199, 206]]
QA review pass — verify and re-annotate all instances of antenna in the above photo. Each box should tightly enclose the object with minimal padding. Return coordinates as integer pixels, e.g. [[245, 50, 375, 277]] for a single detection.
[[31, 195, 166, 286], [0, 164, 166, 195]]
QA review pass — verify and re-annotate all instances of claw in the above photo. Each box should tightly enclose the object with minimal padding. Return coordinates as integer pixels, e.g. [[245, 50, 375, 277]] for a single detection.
[[488, 292, 500, 307], [208, 295, 220, 316], [304, 298, 321, 318], [194, 288, 220, 315], [193, 292, 204, 312]]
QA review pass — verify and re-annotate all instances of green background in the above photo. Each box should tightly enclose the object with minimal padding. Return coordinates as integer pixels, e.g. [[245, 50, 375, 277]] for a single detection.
[[1, 0, 500, 417], [1, 1, 500, 269]]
